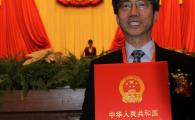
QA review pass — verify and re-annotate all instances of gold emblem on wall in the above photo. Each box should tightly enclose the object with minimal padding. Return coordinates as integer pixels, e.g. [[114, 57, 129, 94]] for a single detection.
[[57, 0, 103, 6], [119, 75, 144, 104]]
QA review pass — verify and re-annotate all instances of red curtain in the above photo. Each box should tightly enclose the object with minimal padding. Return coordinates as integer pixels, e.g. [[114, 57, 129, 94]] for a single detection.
[[181, 0, 195, 52], [111, 0, 195, 52], [152, 0, 182, 49], [0, 0, 51, 59], [110, 27, 125, 51]]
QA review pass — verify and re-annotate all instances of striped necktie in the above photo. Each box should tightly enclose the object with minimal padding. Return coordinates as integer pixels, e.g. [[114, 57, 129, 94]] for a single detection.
[[131, 50, 145, 63]]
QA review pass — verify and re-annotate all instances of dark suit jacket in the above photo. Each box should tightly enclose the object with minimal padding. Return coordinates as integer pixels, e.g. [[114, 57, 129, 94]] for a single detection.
[[81, 44, 195, 120], [84, 47, 96, 57]]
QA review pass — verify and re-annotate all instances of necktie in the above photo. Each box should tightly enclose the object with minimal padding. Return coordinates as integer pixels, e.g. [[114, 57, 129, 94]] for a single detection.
[[131, 50, 145, 63]]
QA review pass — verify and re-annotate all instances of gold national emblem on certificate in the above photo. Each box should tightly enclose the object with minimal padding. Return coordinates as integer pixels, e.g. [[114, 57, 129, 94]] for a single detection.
[[119, 75, 145, 103]]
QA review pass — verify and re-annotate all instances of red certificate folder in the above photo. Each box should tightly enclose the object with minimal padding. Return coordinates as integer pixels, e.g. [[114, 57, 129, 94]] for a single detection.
[[94, 61, 172, 120]]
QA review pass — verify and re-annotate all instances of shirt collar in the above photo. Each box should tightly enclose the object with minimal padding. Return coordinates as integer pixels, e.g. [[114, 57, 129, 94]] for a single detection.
[[125, 40, 155, 62]]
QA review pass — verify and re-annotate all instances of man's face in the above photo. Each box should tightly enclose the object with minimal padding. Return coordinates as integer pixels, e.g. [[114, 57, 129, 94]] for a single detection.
[[88, 42, 93, 47], [116, 0, 158, 38]]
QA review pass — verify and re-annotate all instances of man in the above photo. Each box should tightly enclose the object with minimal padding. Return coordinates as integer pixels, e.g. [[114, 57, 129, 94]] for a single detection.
[[84, 39, 97, 57], [81, 0, 195, 119]]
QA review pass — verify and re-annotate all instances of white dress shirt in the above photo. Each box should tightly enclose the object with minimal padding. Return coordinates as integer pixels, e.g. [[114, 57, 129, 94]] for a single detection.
[[125, 40, 155, 63]]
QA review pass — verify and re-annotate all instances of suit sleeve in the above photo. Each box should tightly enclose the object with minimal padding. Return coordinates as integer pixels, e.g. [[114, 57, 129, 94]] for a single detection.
[[80, 61, 95, 120]]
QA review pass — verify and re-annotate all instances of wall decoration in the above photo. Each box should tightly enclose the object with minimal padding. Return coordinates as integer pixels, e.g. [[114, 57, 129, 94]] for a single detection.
[[57, 0, 103, 6]]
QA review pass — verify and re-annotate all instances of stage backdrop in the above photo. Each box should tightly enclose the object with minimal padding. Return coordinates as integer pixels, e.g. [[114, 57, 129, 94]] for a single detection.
[[35, 0, 117, 57], [1, 0, 194, 59]]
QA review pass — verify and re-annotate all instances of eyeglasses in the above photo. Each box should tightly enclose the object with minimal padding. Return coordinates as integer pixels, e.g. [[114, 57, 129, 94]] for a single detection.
[[118, 0, 151, 11]]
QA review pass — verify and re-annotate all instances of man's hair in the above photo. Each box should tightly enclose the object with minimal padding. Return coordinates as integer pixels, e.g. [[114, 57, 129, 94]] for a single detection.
[[88, 39, 93, 44], [112, 0, 160, 14]]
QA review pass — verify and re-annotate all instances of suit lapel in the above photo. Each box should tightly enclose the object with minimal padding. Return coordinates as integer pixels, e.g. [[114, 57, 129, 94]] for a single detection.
[[110, 49, 124, 63], [155, 43, 166, 62]]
